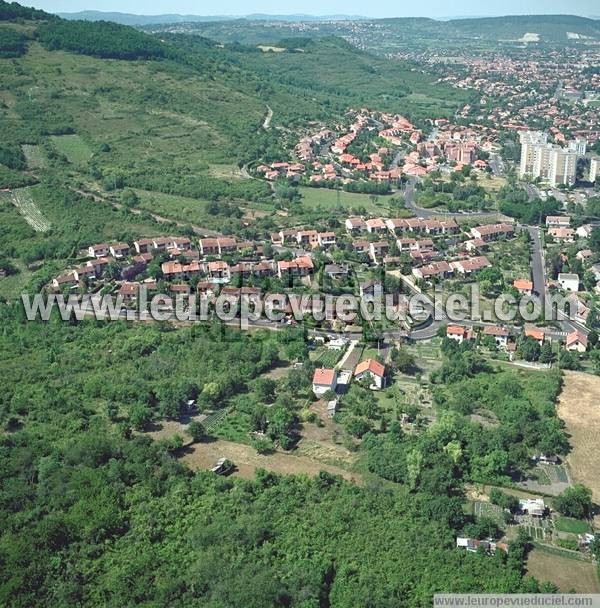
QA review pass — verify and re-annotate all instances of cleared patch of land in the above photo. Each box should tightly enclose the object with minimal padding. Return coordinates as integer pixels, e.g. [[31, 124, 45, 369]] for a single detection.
[[21, 144, 47, 169], [526, 549, 600, 593], [50, 134, 93, 165], [557, 371, 600, 502], [299, 186, 399, 215], [180, 438, 361, 483], [4, 187, 51, 232]]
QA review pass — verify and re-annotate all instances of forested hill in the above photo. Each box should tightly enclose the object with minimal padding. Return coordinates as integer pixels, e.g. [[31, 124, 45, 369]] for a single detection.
[[446, 14, 600, 41]]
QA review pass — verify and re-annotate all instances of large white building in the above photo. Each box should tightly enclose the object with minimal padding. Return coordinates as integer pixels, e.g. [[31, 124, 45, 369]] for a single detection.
[[519, 131, 581, 187], [548, 147, 577, 187]]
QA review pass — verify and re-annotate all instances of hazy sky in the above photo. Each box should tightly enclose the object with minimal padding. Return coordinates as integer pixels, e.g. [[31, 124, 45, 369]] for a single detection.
[[24, 0, 600, 18]]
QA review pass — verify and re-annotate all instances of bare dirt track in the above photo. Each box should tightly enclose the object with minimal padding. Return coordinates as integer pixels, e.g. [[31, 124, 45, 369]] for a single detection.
[[557, 372, 600, 503]]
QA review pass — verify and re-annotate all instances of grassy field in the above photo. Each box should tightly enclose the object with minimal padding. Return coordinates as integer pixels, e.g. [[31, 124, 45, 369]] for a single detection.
[[299, 186, 400, 215], [554, 516, 591, 535], [134, 189, 215, 226], [51, 134, 93, 165], [557, 372, 600, 505], [526, 549, 600, 592]]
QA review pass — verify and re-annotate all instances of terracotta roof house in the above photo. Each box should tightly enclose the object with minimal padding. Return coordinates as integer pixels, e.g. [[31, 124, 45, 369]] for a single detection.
[[513, 278, 534, 295], [312, 368, 338, 397], [482, 325, 509, 348], [446, 325, 474, 343], [566, 330, 588, 352], [354, 359, 386, 390]]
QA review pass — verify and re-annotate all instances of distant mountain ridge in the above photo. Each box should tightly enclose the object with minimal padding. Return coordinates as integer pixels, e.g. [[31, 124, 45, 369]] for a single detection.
[[57, 11, 367, 25]]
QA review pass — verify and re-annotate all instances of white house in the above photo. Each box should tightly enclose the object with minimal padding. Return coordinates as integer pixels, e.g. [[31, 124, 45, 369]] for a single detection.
[[558, 273, 579, 292], [354, 359, 386, 390], [446, 325, 473, 344], [482, 325, 509, 349], [565, 330, 588, 353], [312, 368, 338, 397]]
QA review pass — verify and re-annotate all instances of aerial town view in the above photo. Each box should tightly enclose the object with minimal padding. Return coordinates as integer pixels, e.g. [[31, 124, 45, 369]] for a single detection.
[[1, 0, 600, 605]]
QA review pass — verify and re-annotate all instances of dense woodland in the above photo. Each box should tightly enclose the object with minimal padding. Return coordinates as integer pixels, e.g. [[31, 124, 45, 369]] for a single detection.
[[0, 304, 559, 606]]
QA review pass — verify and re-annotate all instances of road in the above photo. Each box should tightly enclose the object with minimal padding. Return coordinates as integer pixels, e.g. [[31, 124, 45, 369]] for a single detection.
[[528, 225, 588, 337], [528, 225, 546, 303]]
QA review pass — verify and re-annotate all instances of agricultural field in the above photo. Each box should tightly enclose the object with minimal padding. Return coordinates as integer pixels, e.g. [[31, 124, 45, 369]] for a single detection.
[[473, 501, 506, 526], [557, 372, 600, 506], [526, 549, 600, 593], [3, 186, 51, 231], [554, 516, 591, 535]]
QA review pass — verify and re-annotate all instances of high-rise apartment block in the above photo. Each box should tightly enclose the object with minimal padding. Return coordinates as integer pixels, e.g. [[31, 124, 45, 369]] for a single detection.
[[519, 131, 581, 187]]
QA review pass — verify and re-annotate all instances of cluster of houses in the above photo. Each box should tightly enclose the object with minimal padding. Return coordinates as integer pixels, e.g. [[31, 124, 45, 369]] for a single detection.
[[446, 322, 589, 355], [542, 215, 599, 324], [258, 109, 490, 186], [312, 357, 387, 401]]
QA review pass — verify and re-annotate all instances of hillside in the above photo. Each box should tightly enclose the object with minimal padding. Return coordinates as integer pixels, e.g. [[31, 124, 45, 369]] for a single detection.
[[148, 13, 600, 50]]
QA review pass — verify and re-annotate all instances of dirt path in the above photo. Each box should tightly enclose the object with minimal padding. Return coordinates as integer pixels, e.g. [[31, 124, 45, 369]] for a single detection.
[[557, 371, 600, 505], [262, 105, 273, 129], [180, 438, 361, 483]]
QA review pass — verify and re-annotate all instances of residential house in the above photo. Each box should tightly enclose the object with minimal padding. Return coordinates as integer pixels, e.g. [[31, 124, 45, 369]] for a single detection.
[[513, 278, 534, 295], [565, 330, 588, 353], [312, 368, 338, 397], [519, 498, 546, 517], [88, 243, 110, 258], [482, 325, 509, 349], [133, 238, 154, 254], [360, 279, 382, 298], [217, 237, 237, 255], [450, 256, 491, 276], [576, 224, 593, 239], [412, 261, 451, 281], [366, 218, 387, 234], [470, 223, 515, 242], [369, 241, 390, 264], [206, 261, 230, 281], [352, 240, 371, 254], [545, 216, 571, 228], [548, 227, 575, 242], [576, 249, 593, 263], [317, 232, 337, 247], [558, 273, 579, 291], [296, 230, 319, 247], [161, 261, 202, 280], [446, 325, 474, 344], [52, 272, 77, 289], [109, 242, 130, 258], [73, 265, 96, 282], [354, 359, 386, 390], [345, 217, 367, 233], [199, 238, 220, 256], [277, 256, 314, 279], [118, 282, 140, 302], [524, 326, 546, 345], [324, 264, 349, 279]]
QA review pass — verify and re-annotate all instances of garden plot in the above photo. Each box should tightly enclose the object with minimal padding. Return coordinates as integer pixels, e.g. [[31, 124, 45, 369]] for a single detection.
[[5, 188, 50, 232]]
